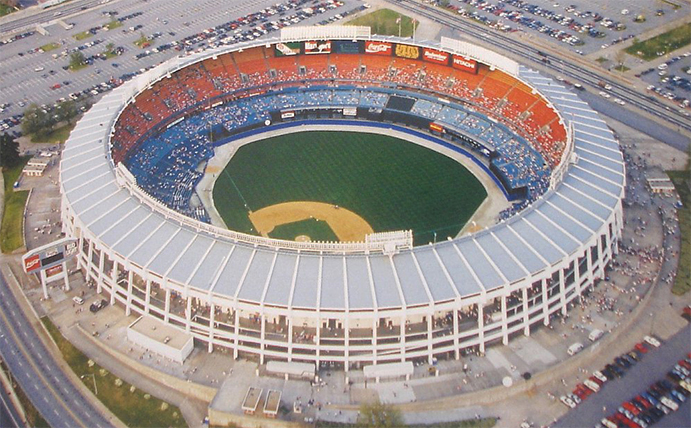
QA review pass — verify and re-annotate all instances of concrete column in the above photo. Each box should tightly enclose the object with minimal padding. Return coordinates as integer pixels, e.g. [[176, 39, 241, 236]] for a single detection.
[[233, 310, 239, 360], [453, 309, 460, 360], [427, 314, 433, 364], [125, 269, 133, 316], [164, 287, 171, 322], [542, 278, 550, 326], [315, 316, 321, 366], [372, 317, 377, 365], [144, 279, 151, 313], [522, 287, 530, 336], [185, 296, 192, 333], [96, 251, 105, 294], [260, 315, 266, 365], [109, 261, 117, 305], [344, 317, 350, 372], [287, 318, 293, 362], [478, 303, 485, 354], [208, 303, 215, 353], [399, 314, 406, 362], [501, 295, 508, 345], [559, 267, 567, 316]]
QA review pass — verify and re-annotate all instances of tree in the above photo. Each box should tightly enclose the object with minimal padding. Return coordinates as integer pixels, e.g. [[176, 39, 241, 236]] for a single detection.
[[357, 401, 403, 427], [0, 133, 20, 169], [55, 99, 78, 123], [69, 51, 86, 69], [21, 103, 55, 139]]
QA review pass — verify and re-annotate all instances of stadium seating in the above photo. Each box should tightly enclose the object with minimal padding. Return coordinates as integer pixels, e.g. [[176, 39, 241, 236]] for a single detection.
[[112, 49, 567, 220]]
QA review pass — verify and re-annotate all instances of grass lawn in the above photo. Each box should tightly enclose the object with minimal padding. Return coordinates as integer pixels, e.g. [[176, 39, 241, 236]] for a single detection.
[[1, 157, 29, 253], [614, 65, 630, 72], [213, 131, 486, 246], [40, 42, 60, 52], [347, 8, 415, 37], [316, 418, 497, 428], [69, 62, 88, 71], [73, 31, 93, 41], [41, 317, 187, 428], [104, 20, 122, 30], [134, 35, 152, 48], [668, 170, 690, 295], [269, 218, 339, 242], [625, 23, 691, 60], [596, 57, 608, 63], [30, 122, 75, 144], [0, 3, 14, 17]]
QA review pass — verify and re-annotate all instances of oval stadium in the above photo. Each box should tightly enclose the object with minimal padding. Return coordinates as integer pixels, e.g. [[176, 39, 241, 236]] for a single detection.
[[60, 26, 625, 369]]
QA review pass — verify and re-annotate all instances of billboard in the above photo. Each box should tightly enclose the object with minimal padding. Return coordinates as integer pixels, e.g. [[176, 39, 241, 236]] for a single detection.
[[22, 237, 79, 274], [333, 40, 360, 54], [343, 107, 357, 116], [364, 41, 392, 56], [429, 122, 444, 133], [281, 111, 295, 119], [422, 48, 450, 65], [304, 40, 331, 54], [452, 55, 478, 74], [394, 43, 421, 60], [274, 42, 301, 56]]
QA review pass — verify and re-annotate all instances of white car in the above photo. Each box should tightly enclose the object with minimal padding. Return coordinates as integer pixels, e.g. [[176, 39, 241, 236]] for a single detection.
[[34, 66, 44, 72], [560, 395, 576, 408], [643, 335, 661, 347], [593, 370, 608, 383], [599, 91, 611, 99]]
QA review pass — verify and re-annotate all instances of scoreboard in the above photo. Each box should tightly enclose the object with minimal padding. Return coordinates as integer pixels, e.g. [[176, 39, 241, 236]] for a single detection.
[[22, 237, 79, 274]]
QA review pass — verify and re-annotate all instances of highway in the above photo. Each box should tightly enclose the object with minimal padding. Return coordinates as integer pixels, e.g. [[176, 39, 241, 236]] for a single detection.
[[0, 266, 115, 428], [390, 0, 691, 135], [0, 376, 23, 428], [0, 0, 107, 34]]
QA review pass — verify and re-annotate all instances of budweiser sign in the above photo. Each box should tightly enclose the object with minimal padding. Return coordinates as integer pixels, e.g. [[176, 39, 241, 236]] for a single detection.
[[452, 55, 477, 74], [423, 48, 449, 65], [364, 41, 392, 56]]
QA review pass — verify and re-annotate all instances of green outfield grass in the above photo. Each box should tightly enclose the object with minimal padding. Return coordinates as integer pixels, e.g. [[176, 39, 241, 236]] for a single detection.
[[212, 131, 487, 246], [270, 218, 339, 242]]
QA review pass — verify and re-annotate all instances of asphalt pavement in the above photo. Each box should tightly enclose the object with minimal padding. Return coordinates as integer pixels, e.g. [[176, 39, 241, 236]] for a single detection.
[[554, 323, 691, 428], [0, 267, 115, 428]]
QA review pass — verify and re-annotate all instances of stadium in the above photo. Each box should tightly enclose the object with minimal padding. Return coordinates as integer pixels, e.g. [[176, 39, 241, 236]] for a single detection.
[[59, 26, 625, 370]]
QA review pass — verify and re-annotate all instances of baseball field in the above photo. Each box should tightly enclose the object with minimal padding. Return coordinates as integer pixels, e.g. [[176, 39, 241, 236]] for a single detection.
[[211, 131, 487, 245]]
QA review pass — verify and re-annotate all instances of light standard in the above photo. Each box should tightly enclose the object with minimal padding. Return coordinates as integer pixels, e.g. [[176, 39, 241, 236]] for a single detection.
[[81, 373, 97, 395]]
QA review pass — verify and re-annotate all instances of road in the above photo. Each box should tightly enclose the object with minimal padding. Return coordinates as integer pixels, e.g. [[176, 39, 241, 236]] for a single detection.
[[0, 0, 107, 34], [554, 324, 691, 428], [0, 378, 23, 428], [0, 266, 115, 428], [390, 0, 691, 137]]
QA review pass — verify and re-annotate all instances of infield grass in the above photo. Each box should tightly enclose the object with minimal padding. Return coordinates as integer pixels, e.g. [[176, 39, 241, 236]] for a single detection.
[[213, 131, 486, 246]]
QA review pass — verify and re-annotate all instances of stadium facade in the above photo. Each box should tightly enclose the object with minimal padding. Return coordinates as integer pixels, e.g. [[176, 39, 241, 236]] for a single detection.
[[60, 26, 625, 369]]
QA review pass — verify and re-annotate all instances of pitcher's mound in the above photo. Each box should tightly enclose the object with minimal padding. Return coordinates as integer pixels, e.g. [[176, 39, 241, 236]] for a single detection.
[[295, 235, 312, 242]]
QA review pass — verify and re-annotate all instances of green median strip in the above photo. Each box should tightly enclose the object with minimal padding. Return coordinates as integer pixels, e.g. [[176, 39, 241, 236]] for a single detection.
[[1, 157, 29, 254]]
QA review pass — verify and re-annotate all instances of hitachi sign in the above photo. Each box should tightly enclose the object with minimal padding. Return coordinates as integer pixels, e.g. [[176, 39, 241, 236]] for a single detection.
[[452, 55, 477, 73]]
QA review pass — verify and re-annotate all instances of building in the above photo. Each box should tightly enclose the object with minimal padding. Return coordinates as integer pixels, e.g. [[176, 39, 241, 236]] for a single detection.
[[59, 26, 625, 371]]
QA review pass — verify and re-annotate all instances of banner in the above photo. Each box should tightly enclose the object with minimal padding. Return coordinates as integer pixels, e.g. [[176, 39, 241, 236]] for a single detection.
[[452, 55, 478, 74], [24, 254, 41, 273], [364, 41, 392, 56], [281, 111, 295, 119], [422, 48, 449, 65], [274, 42, 301, 56], [394, 43, 421, 60], [304, 40, 331, 55], [333, 40, 360, 54], [343, 107, 357, 116], [429, 122, 444, 132]]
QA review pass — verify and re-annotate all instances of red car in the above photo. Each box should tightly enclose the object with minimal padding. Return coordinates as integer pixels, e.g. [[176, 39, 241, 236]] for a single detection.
[[622, 401, 640, 416], [50, 83, 61, 90], [635, 343, 649, 353], [590, 375, 605, 386]]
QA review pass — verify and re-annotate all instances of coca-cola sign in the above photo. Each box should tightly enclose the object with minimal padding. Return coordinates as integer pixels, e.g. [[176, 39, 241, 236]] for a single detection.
[[452, 55, 478, 74], [364, 41, 392, 56], [423, 48, 449, 65]]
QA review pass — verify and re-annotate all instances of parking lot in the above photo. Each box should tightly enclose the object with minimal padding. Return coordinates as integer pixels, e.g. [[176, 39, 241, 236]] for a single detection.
[[442, 0, 689, 56], [0, 0, 366, 132], [637, 51, 691, 112]]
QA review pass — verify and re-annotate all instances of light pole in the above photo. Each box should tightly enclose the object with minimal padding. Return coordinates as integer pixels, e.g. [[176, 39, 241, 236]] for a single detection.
[[81, 373, 97, 395]]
